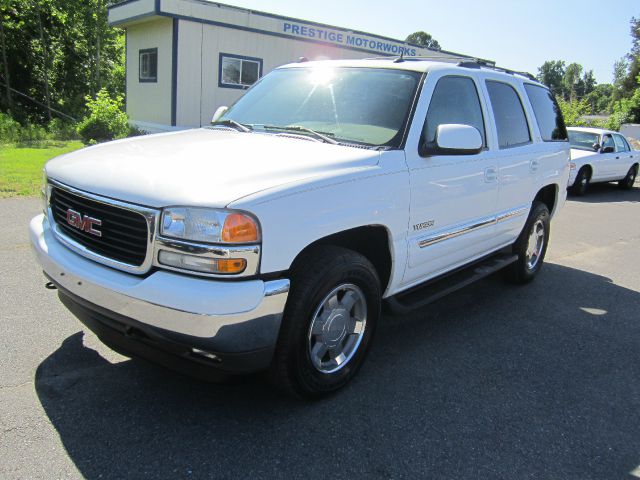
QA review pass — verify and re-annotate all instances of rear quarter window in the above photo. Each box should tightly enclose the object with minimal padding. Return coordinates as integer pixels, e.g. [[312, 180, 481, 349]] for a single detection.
[[524, 84, 568, 142]]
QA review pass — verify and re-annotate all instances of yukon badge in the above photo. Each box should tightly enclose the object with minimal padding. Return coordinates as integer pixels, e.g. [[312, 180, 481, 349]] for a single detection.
[[413, 220, 435, 231], [65, 209, 102, 237]]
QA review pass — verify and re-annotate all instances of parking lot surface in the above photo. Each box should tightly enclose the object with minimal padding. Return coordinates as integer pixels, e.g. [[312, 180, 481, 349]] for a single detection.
[[1, 184, 639, 479]]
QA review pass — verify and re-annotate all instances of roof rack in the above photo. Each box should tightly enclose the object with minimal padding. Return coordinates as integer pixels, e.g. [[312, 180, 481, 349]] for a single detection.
[[364, 54, 536, 81], [457, 60, 537, 81], [364, 53, 491, 64]]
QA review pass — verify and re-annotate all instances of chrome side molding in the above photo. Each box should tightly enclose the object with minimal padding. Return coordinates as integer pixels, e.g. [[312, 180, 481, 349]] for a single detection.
[[418, 205, 529, 249]]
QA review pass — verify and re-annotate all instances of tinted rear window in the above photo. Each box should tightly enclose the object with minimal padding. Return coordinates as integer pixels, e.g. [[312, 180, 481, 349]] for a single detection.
[[524, 84, 568, 141], [486, 81, 531, 149]]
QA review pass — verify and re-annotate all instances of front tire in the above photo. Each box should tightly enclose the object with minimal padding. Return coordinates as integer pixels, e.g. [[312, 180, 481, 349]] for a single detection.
[[270, 246, 380, 398], [504, 201, 550, 285], [619, 164, 638, 190], [570, 167, 590, 196]]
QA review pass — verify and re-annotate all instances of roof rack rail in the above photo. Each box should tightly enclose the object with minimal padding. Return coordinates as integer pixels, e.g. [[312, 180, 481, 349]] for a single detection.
[[363, 54, 495, 66], [457, 60, 537, 81]]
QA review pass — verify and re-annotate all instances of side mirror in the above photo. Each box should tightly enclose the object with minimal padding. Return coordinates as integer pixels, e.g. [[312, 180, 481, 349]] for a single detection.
[[211, 106, 228, 123], [421, 124, 483, 156], [600, 146, 615, 154], [592, 143, 601, 152]]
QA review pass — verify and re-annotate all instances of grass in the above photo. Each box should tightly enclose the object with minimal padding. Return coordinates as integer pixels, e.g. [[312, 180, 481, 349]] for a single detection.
[[0, 140, 84, 198]]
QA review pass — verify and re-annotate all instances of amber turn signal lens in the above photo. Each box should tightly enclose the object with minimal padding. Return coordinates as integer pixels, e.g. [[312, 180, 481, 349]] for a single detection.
[[221, 213, 259, 243], [216, 258, 247, 274]]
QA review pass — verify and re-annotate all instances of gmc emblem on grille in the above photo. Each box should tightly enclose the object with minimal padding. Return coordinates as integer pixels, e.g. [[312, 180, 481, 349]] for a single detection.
[[66, 209, 102, 237]]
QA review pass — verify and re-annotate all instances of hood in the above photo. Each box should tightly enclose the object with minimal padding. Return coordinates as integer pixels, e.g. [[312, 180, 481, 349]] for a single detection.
[[570, 148, 597, 160], [46, 129, 380, 208]]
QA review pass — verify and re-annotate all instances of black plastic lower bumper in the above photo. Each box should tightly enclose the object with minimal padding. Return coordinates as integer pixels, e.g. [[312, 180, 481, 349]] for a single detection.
[[54, 280, 275, 379]]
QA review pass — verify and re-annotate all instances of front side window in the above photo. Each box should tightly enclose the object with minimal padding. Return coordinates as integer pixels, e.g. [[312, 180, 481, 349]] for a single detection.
[[601, 134, 615, 151], [524, 84, 567, 141], [217, 67, 421, 147], [568, 130, 599, 151], [422, 75, 486, 147], [486, 81, 531, 149], [219, 53, 262, 89], [139, 48, 158, 82], [613, 134, 630, 152]]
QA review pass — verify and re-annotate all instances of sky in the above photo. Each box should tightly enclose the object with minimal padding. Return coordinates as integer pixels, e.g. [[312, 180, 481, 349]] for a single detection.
[[211, 0, 638, 84]]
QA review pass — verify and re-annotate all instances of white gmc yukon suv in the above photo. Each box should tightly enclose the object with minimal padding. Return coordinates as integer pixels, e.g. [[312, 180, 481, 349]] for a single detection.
[[31, 58, 570, 397]]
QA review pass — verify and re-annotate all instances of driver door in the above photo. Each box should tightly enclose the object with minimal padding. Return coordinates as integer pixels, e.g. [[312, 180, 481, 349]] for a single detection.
[[594, 133, 617, 179], [402, 73, 499, 288]]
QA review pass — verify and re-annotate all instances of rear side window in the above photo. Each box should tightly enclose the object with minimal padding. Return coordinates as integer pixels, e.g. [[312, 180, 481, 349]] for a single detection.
[[524, 84, 568, 141], [613, 134, 630, 152], [486, 81, 531, 149], [423, 76, 486, 147]]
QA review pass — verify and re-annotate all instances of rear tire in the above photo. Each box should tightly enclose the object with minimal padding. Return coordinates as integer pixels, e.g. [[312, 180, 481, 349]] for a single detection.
[[570, 167, 590, 196], [619, 164, 638, 190], [504, 201, 550, 285], [270, 246, 380, 398]]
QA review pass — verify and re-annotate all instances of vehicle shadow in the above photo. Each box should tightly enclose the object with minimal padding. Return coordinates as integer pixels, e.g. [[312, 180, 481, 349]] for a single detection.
[[567, 182, 640, 203], [35, 263, 640, 479]]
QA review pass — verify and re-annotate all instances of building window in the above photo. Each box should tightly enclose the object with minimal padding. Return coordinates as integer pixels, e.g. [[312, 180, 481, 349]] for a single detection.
[[139, 48, 158, 83], [219, 53, 263, 89]]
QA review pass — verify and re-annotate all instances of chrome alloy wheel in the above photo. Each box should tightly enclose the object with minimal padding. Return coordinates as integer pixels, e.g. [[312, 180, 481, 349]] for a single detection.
[[525, 219, 545, 270], [307, 283, 367, 374]]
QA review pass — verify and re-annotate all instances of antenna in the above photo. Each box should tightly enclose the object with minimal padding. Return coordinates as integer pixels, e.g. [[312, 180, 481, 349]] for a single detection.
[[393, 51, 404, 63]]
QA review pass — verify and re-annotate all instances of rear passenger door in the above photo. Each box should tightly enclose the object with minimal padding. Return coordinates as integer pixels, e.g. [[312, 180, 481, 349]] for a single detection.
[[403, 73, 499, 287], [613, 133, 634, 177], [483, 79, 537, 245]]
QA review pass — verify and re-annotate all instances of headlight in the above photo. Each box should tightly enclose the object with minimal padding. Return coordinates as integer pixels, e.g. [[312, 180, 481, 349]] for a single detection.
[[161, 207, 260, 244]]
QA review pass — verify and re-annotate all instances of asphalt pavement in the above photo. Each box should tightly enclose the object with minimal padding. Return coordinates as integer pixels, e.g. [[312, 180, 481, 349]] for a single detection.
[[1, 183, 639, 479]]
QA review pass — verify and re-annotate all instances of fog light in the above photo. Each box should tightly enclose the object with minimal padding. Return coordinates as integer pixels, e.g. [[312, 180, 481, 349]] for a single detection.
[[158, 250, 247, 274]]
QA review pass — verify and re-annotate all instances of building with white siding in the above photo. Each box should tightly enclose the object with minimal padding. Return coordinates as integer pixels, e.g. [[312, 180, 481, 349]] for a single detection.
[[108, 0, 487, 132]]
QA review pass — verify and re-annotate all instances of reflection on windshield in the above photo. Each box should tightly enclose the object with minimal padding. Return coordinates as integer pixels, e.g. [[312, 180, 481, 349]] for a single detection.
[[218, 67, 421, 147], [568, 131, 599, 151]]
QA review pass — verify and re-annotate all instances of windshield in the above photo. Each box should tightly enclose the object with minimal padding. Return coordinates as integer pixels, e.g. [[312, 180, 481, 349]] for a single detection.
[[217, 67, 422, 147], [568, 130, 599, 151]]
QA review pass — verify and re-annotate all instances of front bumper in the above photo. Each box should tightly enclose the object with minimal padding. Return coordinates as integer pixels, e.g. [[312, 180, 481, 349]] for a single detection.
[[30, 214, 290, 373]]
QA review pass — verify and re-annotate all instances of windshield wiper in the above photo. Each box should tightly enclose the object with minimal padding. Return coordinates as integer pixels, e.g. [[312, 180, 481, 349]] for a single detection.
[[259, 124, 339, 145], [210, 119, 252, 133]]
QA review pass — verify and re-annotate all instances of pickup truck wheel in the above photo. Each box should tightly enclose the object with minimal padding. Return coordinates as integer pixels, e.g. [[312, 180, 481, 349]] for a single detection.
[[570, 167, 590, 196], [270, 246, 380, 398], [619, 165, 638, 190], [504, 201, 550, 284]]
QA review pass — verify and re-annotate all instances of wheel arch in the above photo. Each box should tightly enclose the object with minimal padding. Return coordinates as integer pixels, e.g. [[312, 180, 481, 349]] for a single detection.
[[289, 225, 394, 294], [534, 183, 559, 216], [580, 163, 593, 179]]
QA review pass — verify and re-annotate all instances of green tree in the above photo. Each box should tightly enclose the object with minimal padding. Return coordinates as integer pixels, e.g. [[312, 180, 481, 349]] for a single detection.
[[584, 83, 613, 115], [0, 0, 124, 124], [405, 31, 441, 51], [537, 60, 566, 97], [557, 98, 591, 127]]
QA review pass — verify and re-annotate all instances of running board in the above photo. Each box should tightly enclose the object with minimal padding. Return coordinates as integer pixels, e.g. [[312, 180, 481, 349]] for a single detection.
[[385, 251, 518, 315]]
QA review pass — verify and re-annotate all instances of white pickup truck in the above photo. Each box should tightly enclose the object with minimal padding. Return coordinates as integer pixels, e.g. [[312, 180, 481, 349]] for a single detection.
[[31, 58, 570, 397]]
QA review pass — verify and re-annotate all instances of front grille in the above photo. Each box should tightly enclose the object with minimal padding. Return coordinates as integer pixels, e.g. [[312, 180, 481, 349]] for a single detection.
[[50, 186, 149, 266]]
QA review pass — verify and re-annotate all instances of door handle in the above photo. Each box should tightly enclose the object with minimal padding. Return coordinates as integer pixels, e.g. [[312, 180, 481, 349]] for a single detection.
[[484, 166, 497, 183], [616, 156, 620, 160]]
